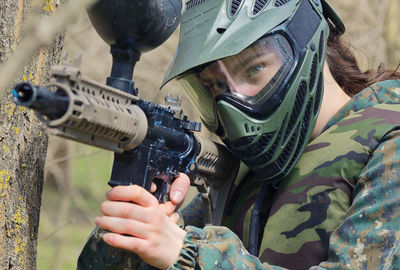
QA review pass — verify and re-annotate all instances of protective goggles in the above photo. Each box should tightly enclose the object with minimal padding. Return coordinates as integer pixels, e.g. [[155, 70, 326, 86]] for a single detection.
[[177, 34, 295, 131]]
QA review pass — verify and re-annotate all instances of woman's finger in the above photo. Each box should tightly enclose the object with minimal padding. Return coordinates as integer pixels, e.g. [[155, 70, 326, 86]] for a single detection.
[[95, 216, 149, 238], [158, 201, 177, 216], [102, 232, 149, 255], [100, 200, 153, 223], [170, 212, 180, 224], [106, 185, 158, 207], [150, 182, 157, 193], [170, 173, 190, 205]]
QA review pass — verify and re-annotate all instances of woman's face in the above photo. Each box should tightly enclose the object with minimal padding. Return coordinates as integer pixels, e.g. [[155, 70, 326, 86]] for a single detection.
[[198, 42, 284, 98], [176, 34, 295, 130]]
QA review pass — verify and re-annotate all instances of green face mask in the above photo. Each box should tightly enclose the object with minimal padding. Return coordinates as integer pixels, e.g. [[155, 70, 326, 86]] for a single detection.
[[164, 0, 344, 182]]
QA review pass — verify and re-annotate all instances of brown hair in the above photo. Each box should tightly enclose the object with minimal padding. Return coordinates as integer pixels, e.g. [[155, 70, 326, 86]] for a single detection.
[[326, 33, 400, 97]]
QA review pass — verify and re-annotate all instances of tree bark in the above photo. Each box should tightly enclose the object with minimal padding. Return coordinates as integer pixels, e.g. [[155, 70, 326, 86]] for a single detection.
[[0, 0, 65, 268]]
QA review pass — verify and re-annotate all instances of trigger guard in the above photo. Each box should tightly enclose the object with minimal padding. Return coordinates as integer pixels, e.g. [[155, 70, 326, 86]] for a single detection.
[[153, 179, 171, 203]]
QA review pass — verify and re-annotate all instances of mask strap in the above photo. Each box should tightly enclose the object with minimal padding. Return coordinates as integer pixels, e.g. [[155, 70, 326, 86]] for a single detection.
[[321, 0, 345, 36]]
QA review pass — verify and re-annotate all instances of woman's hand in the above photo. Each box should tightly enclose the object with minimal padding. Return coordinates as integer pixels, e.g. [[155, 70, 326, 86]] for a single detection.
[[95, 184, 187, 269], [150, 173, 190, 223]]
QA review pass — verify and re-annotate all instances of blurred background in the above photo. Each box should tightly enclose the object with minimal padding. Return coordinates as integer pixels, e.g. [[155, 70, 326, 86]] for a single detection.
[[37, 1, 400, 269]]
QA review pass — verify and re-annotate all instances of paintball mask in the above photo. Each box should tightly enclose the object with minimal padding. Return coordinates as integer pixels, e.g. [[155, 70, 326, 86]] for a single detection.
[[163, 0, 344, 182]]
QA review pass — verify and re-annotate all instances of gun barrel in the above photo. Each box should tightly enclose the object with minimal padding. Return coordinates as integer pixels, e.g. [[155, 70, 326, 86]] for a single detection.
[[12, 82, 69, 119], [12, 77, 148, 153]]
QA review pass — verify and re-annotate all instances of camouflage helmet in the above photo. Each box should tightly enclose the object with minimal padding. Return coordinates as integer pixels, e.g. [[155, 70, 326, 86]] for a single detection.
[[163, 0, 344, 182]]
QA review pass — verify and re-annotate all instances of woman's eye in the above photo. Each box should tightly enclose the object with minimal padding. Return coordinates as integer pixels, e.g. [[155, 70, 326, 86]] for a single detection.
[[209, 81, 230, 96], [245, 64, 265, 78]]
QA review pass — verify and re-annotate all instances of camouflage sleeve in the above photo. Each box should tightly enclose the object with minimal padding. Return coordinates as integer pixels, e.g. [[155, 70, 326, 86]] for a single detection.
[[318, 129, 400, 269], [169, 130, 400, 270], [178, 192, 205, 228], [168, 226, 285, 270], [167, 226, 284, 270]]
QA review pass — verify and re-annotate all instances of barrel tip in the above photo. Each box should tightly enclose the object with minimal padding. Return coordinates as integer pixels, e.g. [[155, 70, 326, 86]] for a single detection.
[[11, 82, 35, 105], [11, 89, 18, 98]]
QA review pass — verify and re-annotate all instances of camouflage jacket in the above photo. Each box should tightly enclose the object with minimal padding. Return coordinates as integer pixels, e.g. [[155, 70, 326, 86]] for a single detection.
[[77, 80, 400, 269]]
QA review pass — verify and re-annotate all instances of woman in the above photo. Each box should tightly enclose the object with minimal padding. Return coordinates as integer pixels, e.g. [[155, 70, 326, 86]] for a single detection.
[[78, 0, 400, 269]]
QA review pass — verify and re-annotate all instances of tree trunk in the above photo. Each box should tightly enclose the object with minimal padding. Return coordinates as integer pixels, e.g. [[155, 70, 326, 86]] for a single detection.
[[0, 0, 65, 268]]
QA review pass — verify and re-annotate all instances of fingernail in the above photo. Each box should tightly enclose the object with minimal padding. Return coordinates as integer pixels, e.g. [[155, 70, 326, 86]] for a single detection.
[[94, 217, 101, 225], [103, 233, 113, 243], [171, 191, 183, 203]]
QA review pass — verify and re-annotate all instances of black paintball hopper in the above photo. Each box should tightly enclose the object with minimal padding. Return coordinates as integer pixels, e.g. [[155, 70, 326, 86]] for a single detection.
[[87, 0, 182, 53], [86, 0, 182, 95]]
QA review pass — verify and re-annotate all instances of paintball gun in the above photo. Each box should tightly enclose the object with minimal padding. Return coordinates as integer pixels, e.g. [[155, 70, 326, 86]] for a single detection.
[[11, 0, 239, 226]]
